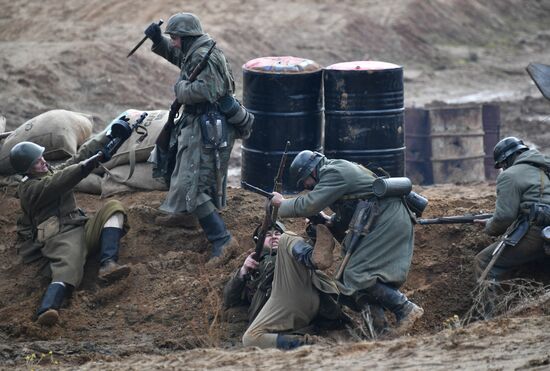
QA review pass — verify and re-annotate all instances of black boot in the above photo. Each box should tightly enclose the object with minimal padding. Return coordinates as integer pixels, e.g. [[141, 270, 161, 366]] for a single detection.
[[199, 211, 231, 258], [98, 227, 130, 282], [36, 283, 66, 326], [276, 334, 309, 350], [362, 281, 423, 334]]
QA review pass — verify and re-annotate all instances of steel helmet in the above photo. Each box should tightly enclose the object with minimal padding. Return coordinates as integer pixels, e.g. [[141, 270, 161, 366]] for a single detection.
[[493, 136, 528, 169], [164, 13, 204, 37], [10, 141, 45, 174], [289, 150, 324, 188]]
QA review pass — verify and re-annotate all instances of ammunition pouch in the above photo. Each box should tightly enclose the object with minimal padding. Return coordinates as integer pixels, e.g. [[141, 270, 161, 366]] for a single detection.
[[183, 103, 209, 115], [35, 216, 60, 243], [503, 216, 530, 247], [218, 95, 254, 140], [528, 202, 550, 227], [199, 108, 228, 149]]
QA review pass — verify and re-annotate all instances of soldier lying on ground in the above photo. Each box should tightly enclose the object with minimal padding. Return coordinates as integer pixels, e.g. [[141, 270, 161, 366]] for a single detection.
[[234, 223, 346, 350], [11, 137, 131, 327], [223, 221, 286, 323], [474, 137, 550, 286], [270, 150, 424, 338]]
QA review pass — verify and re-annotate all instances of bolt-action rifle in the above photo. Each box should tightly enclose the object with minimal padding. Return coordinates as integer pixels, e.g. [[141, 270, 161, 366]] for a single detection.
[[417, 213, 493, 225], [241, 142, 290, 261], [156, 41, 217, 151]]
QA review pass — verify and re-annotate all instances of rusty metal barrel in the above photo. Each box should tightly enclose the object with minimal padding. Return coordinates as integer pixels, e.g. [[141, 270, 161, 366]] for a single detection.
[[241, 56, 323, 193], [324, 61, 405, 176]]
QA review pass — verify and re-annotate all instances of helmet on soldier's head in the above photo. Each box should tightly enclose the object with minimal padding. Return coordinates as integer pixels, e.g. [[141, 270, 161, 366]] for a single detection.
[[10, 141, 45, 174], [289, 150, 324, 188], [252, 221, 286, 243], [164, 13, 204, 37], [493, 136, 528, 169]]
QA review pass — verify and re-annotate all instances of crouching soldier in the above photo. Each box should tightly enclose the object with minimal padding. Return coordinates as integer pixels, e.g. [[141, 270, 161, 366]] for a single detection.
[[474, 137, 550, 283], [240, 224, 343, 350], [11, 140, 131, 326]]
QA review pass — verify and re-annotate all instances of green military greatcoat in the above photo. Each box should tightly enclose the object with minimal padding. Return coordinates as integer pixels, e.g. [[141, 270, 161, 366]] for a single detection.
[[475, 149, 550, 279], [152, 34, 236, 214], [278, 158, 415, 296]]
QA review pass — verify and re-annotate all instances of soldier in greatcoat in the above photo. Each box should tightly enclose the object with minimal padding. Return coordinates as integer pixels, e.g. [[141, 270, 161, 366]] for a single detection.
[[144, 13, 240, 258], [271, 150, 424, 336]]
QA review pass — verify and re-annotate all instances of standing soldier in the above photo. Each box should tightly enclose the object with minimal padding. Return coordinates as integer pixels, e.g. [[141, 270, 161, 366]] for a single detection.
[[143, 13, 239, 258], [270, 150, 423, 337], [11, 138, 131, 327], [474, 137, 550, 283]]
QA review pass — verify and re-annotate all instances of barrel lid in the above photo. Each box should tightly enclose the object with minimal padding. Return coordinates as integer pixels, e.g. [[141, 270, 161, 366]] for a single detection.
[[243, 56, 322, 73], [325, 61, 401, 71]]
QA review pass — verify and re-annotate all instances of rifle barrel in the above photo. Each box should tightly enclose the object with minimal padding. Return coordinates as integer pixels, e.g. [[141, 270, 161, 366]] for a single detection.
[[417, 213, 493, 225], [241, 181, 273, 199]]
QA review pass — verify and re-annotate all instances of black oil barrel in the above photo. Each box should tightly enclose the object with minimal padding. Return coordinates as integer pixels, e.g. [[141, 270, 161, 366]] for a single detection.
[[241, 56, 323, 193], [324, 61, 405, 176]]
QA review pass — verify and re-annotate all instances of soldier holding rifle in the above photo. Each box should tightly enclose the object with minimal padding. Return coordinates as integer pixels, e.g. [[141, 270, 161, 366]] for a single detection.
[[270, 150, 424, 337], [142, 13, 244, 259], [473, 136, 550, 284]]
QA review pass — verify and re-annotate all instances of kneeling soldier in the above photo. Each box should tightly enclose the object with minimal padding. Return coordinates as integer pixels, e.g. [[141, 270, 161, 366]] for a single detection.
[[11, 139, 131, 326]]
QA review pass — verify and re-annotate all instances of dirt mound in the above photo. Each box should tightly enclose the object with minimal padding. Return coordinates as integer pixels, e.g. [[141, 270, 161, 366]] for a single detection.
[[0, 184, 548, 368]]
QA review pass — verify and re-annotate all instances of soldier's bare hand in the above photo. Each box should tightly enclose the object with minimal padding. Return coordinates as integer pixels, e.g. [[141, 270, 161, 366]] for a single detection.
[[474, 219, 488, 226], [271, 192, 284, 207], [239, 252, 259, 277]]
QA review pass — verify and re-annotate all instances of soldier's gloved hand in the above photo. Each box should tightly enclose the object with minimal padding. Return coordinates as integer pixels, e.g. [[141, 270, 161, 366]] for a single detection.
[[144, 22, 162, 44], [80, 152, 102, 176], [238, 252, 259, 278]]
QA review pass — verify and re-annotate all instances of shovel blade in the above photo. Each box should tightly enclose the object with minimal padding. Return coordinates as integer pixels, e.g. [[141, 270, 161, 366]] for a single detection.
[[527, 63, 550, 100]]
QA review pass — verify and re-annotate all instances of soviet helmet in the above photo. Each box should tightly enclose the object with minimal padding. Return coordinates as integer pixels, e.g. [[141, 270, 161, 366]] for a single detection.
[[493, 136, 528, 169], [10, 141, 45, 174], [252, 221, 286, 243], [289, 150, 324, 188], [164, 13, 204, 37]]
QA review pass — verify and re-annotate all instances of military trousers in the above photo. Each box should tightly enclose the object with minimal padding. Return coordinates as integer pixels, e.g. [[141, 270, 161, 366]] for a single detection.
[[242, 235, 320, 348], [41, 200, 128, 287], [474, 226, 547, 281]]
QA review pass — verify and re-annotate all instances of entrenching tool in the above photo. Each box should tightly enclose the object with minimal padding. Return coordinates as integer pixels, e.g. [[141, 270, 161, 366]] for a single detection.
[[527, 63, 550, 100]]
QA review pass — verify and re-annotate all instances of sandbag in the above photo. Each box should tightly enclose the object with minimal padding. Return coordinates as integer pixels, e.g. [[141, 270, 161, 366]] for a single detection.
[[101, 109, 168, 170], [0, 110, 93, 174], [101, 162, 168, 198], [75, 173, 103, 195]]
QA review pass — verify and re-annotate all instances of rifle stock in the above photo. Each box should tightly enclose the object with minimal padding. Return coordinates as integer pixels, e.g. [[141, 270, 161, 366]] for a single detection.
[[418, 213, 492, 225]]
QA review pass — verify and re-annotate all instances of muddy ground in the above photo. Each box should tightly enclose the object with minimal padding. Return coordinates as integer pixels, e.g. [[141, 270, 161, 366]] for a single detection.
[[2, 0, 550, 369]]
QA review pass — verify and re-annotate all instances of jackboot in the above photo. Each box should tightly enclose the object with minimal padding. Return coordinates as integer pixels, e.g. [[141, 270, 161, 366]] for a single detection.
[[36, 283, 66, 326], [98, 227, 131, 282], [199, 211, 233, 258], [362, 281, 424, 335], [311, 224, 336, 270], [154, 212, 199, 229], [276, 334, 313, 350]]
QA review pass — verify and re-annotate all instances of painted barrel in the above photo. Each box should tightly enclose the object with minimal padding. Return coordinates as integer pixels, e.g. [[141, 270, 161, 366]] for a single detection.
[[241, 56, 323, 193], [324, 61, 405, 176], [428, 105, 485, 183]]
